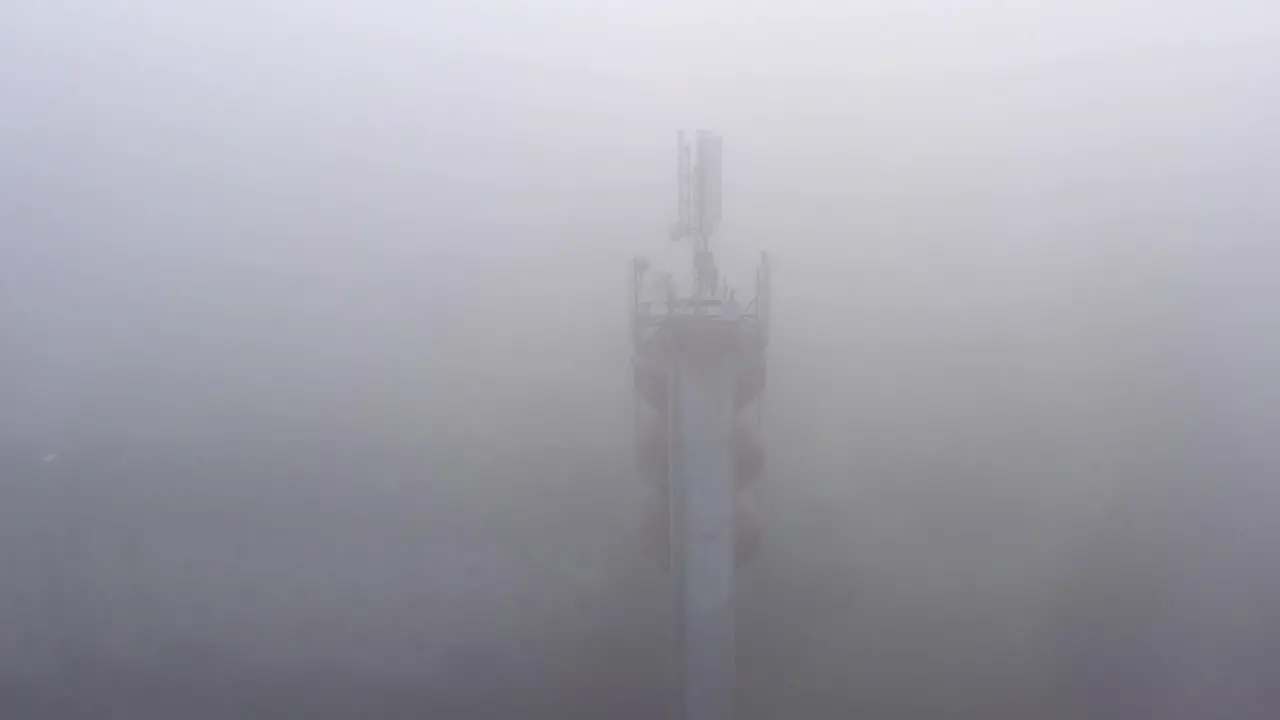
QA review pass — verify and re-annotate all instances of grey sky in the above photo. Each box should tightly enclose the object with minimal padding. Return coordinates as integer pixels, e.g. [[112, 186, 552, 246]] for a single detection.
[[3, 2, 1280, 717]]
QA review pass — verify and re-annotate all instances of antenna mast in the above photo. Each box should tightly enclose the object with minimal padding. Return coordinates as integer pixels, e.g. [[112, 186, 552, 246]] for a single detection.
[[632, 132, 770, 720]]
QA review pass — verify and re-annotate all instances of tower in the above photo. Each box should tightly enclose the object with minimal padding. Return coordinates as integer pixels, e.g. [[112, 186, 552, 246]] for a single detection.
[[632, 132, 771, 720]]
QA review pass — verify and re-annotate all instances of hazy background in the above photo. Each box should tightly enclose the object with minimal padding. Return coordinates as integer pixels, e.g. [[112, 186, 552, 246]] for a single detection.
[[2, 1, 1279, 717]]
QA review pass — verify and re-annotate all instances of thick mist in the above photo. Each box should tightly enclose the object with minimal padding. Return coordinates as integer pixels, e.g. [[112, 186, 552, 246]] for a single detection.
[[3, 2, 1279, 718]]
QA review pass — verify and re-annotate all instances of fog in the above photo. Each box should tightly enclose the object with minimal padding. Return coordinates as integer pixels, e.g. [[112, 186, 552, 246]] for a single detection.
[[2, 1, 1279, 717]]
